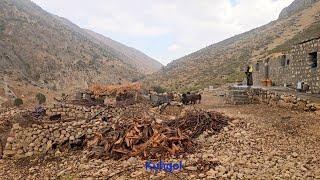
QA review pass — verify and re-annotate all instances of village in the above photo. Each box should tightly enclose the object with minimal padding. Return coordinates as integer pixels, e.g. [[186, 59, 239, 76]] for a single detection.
[[1, 34, 320, 180], [0, 76, 320, 179], [1, 0, 320, 179]]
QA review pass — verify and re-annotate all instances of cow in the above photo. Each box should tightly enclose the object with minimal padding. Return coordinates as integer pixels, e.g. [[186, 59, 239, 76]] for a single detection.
[[182, 93, 201, 105]]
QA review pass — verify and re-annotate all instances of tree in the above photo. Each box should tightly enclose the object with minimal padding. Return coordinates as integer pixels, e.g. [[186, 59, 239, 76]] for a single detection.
[[14, 98, 23, 107], [36, 93, 46, 104]]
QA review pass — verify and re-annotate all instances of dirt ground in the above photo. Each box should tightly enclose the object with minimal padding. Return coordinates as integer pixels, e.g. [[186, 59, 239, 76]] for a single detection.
[[0, 92, 320, 179]]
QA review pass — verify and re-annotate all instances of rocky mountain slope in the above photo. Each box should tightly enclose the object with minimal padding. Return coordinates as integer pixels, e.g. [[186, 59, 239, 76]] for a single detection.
[[145, 0, 320, 92], [279, 0, 319, 19], [0, 0, 161, 94], [84, 29, 162, 75]]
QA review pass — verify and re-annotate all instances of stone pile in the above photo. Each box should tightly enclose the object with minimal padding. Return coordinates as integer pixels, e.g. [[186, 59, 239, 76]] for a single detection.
[[2, 120, 108, 159]]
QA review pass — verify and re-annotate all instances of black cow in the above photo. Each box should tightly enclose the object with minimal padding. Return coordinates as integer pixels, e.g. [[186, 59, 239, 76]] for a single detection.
[[182, 93, 201, 105]]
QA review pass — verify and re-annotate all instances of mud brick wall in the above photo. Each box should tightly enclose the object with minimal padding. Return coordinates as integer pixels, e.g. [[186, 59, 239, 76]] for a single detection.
[[2, 120, 107, 159], [254, 38, 320, 93], [46, 103, 106, 119]]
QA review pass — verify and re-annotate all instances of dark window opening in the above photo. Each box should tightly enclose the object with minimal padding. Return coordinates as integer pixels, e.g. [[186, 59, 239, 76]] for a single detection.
[[280, 55, 286, 67], [309, 52, 318, 68], [286, 59, 290, 66], [255, 62, 260, 71]]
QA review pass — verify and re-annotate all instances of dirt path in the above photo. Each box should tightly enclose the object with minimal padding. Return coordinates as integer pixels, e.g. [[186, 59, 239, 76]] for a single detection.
[[0, 93, 320, 179]]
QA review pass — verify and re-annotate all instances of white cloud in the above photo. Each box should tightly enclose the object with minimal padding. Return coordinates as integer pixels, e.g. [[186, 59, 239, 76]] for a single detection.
[[31, 0, 294, 65]]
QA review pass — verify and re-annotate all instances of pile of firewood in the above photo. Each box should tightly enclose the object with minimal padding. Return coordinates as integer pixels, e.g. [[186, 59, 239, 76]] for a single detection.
[[86, 109, 230, 160]]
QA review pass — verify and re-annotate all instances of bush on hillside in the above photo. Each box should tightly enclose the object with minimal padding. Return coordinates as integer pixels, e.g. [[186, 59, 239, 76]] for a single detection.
[[14, 98, 23, 107], [36, 93, 46, 104]]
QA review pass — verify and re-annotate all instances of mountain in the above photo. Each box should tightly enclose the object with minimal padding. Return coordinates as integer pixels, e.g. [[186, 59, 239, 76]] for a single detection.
[[279, 0, 319, 19], [84, 29, 162, 75], [145, 0, 320, 92], [0, 0, 161, 95]]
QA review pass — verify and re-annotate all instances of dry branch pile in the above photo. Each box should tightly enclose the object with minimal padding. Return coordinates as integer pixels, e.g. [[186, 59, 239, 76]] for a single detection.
[[86, 108, 230, 160]]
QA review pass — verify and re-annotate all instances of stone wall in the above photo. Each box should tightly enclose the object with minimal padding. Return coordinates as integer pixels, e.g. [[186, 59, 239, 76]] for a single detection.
[[253, 37, 320, 93], [226, 86, 250, 105], [46, 103, 106, 119], [0, 108, 28, 120], [2, 120, 107, 159], [0, 103, 106, 120], [248, 88, 319, 112], [289, 38, 320, 93], [0, 102, 111, 159]]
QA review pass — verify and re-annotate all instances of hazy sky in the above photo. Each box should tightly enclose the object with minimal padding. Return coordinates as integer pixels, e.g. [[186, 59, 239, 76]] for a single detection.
[[31, 0, 294, 65]]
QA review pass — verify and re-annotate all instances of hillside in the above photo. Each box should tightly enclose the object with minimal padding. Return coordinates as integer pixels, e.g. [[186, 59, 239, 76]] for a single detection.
[[0, 0, 161, 99], [145, 0, 320, 92], [84, 29, 163, 75]]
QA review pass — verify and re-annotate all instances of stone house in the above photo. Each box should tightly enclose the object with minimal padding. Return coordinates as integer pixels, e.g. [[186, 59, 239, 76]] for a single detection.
[[253, 36, 320, 93]]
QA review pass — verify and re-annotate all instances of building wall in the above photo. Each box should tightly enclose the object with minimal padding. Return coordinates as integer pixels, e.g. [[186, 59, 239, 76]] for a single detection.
[[253, 38, 320, 93]]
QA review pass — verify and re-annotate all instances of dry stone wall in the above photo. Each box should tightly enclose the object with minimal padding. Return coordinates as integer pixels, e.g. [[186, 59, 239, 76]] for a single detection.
[[0, 108, 28, 120], [248, 88, 319, 112], [0, 102, 114, 159], [2, 120, 107, 159], [46, 103, 106, 119]]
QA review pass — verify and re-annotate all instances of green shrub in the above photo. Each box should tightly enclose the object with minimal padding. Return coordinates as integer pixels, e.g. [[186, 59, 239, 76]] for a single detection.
[[36, 93, 46, 104], [152, 85, 166, 94], [14, 98, 23, 107]]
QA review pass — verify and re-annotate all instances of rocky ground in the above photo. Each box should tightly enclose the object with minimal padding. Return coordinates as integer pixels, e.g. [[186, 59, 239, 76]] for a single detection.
[[1, 92, 320, 179]]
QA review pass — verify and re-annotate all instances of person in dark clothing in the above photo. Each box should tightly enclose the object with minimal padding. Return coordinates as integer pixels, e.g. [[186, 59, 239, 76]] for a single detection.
[[246, 65, 253, 86]]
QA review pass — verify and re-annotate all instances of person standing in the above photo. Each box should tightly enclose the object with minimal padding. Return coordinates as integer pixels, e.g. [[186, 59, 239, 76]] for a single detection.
[[246, 65, 253, 86]]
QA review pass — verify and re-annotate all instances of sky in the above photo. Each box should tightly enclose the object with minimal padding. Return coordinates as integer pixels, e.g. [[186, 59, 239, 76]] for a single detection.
[[31, 0, 294, 65]]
